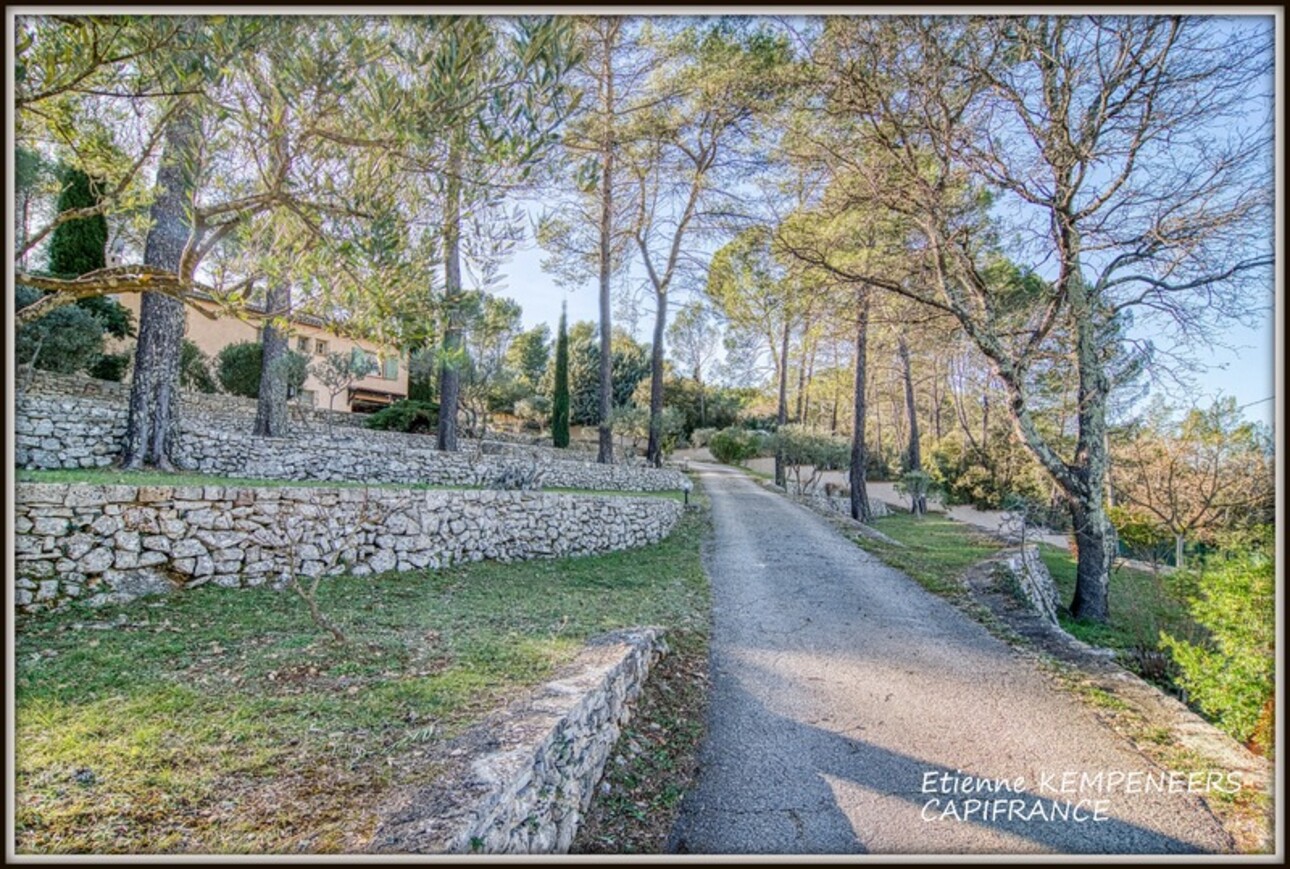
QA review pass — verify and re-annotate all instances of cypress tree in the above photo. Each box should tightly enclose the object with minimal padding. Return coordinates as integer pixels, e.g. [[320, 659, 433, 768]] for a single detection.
[[46, 167, 134, 339], [552, 303, 570, 448], [48, 168, 108, 278]]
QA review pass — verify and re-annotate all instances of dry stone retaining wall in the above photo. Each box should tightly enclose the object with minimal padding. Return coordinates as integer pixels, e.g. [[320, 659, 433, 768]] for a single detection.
[[14, 483, 683, 613], [165, 426, 687, 491], [370, 628, 666, 854], [15, 373, 689, 492], [987, 544, 1061, 625], [17, 368, 366, 429]]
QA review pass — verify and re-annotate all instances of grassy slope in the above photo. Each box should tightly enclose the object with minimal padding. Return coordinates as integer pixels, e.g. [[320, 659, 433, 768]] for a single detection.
[[1035, 544, 1200, 651], [15, 507, 709, 854], [15, 468, 685, 500], [852, 512, 1005, 597], [854, 513, 1200, 667]]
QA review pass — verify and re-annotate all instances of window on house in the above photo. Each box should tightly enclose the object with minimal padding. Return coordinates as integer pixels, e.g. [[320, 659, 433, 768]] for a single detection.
[[383, 356, 398, 381], [351, 347, 371, 376], [315, 339, 329, 355], [297, 336, 311, 353]]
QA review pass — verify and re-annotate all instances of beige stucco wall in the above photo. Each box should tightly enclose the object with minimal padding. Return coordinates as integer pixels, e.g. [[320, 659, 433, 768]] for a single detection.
[[111, 294, 408, 410]]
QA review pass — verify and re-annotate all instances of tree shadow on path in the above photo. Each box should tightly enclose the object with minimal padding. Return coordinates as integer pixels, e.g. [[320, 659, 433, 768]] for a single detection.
[[669, 680, 1218, 856]]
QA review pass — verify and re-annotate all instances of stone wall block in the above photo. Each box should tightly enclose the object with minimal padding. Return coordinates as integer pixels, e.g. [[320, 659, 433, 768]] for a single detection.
[[15, 483, 682, 614]]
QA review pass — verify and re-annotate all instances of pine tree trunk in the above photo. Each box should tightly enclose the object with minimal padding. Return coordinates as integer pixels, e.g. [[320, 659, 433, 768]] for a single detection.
[[254, 284, 291, 438], [122, 104, 197, 471], [931, 362, 943, 441], [437, 137, 463, 453], [872, 372, 883, 475], [596, 29, 616, 466], [849, 286, 872, 522], [794, 349, 806, 422], [774, 320, 791, 488], [1104, 428, 1115, 508], [982, 391, 990, 454], [898, 336, 925, 514], [1065, 236, 1115, 623], [645, 289, 667, 467], [1069, 495, 1114, 622], [803, 342, 816, 426]]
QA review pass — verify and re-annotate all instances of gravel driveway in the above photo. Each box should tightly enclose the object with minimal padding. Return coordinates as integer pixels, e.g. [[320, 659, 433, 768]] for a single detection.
[[668, 462, 1232, 855]]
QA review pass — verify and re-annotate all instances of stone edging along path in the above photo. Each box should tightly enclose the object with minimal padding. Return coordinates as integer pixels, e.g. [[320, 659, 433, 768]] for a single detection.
[[368, 627, 667, 854], [14, 483, 684, 614]]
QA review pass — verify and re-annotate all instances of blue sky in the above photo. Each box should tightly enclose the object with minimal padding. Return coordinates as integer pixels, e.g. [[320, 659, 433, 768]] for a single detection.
[[494, 236, 1277, 430], [1184, 318, 1276, 428]]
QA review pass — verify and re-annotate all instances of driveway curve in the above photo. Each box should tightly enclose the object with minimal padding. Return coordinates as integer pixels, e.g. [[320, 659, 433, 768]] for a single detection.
[[668, 462, 1232, 855]]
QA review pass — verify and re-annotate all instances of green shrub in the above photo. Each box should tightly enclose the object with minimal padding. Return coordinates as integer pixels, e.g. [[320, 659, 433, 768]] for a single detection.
[[1160, 533, 1274, 754], [75, 295, 134, 339], [47, 167, 108, 279], [864, 450, 894, 482], [611, 405, 685, 456], [1109, 504, 1173, 564], [896, 469, 936, 513], [772, 424, 850, 493], [691, 427, 717, 448], [629, 376, 746, 437], [180, 340, 218, 393], [406, 346, 437, 403], [709, 426, 761, 466], [365, 399, 440, 433], [215, 341, 307, 399], [927, 436, 1047, 508], [514, 395, 550, 433], [15, 289, 105, 374], [87, 351, 131, 382]]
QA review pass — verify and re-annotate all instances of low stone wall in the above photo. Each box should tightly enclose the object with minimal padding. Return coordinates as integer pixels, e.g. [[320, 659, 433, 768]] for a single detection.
[[800, 490, 893, 519], [170, 427, 687, 492], [370, 628, 666, 854], [14, 483, 683, 613], [986, 544, 1061, 625], [16, 383, 689, 493]]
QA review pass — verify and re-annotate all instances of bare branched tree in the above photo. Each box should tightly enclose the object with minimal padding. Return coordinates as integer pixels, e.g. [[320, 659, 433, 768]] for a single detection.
[[784, 15, 1272, 622]]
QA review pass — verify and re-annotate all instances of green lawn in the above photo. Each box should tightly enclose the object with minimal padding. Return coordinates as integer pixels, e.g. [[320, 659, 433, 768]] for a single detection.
[[15, 504, 710, 854], [1036, 544, 1201, 653], [855, 512, 1006, 596], [855, 514, 1200, 660], [15, 468, 686, 500]]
